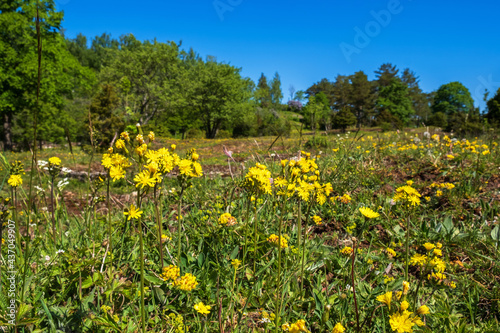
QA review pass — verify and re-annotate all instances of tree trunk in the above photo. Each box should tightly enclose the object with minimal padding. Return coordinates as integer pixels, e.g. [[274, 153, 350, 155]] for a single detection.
[[3, 112, 12, 151]]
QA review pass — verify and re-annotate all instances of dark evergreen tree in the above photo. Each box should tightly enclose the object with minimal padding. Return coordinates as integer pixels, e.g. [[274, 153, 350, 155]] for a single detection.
[[349, 71, 376, 128], [486, 88, 500, 126], [375, 63, 400, 88]]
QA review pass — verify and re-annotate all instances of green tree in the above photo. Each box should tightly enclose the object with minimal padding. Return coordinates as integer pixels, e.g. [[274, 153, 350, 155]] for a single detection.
[[100, 36, 182, 126], [303, 92, 330, 135], [486, 88, 500, 126], [306, 78, 335, 107], [186, 59, 253, 139], [87, 84, 124, 148], [431, 81, 474, 115], [401, 68, 431, 124], [0, 0, 94, 150], [376, 78, 414, 125], [269, 72, 283, 108], [375, 63, 400, 88], [256, 73, 271, 108], [331, 74, 352, 112], [349, 71, 376, 128], [332, 108, 356, 132]]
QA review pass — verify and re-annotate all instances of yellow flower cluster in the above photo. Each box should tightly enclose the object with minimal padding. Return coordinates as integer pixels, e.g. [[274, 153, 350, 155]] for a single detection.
[[267, 234, 288, 249], [429, 182, 455, 191], [337, 194, 352, 204], [312, 215, 322, 225], [376, 290, 428, 333], [218, 213, 237, 226], [410, 242, 455, 288], [275, 155, 332, 205], [282, 319, 310, 332], [389, 309, 424, 333], [331, 323, 345, 333], [161, 265, 180, 281], [386, 247, 397, 257], [166, 313, 186, 333], [178, 157, 203, 178], [145, 147, 177, 174], [340, 246, 353, 255], [243, 163, 272, 195], [102, 153, 131, 182], [173, 273, 198, 291], [393, 184, 421, 206]]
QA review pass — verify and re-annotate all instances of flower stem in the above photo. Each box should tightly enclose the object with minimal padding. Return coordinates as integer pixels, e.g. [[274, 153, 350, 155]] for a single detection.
[[299, 202, 312, 295], [154, 185, 164, 271], [405, 216, 410, 281], [138, 215, 146, 333], [352, 239, 360, 332], [107, 176, 112, 257], [50, 175, 56, 245], [177, 187, 184, 268], [242, 197, 251, 267], [253, 199, 258, 273], [274, 199, 286, 333]]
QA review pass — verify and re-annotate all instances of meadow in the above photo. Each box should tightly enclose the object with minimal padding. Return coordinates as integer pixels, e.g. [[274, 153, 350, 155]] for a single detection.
[[0, 128, 499, 333]]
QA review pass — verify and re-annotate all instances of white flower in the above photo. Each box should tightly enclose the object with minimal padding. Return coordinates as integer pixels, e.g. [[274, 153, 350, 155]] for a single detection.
[[45, 255, 51, 261], [35, 186, 44, 192], [259, 317, 271, 324], [38, 160, 48, 167], [57, 178, 69, 190], [61, 167, 72, 174], [56, 249, 65, 254], [423, 132, 430, 138]]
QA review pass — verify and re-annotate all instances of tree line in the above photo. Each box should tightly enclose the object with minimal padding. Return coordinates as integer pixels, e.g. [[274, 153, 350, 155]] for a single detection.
[[1, 0, 499, 151]]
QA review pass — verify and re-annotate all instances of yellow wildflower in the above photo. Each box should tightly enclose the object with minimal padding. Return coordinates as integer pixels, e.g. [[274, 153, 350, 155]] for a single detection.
[[417, 305, 429, 315], [312, 215, 322, 225], [267, 234, 288, 249], [194, 302, 211, 315], [8, 175, 22, 187], [174, 273, 198, 291], [161, 265, 180, 281], [376, 291, 392, 309], [340, 246, 353, 255], [331, 323, 345, 333], [124, 204, 143, 220], [389, 311, 416, 333], [48, 157, 61, 166], [231, 259, 242, 270], [359, 207, 380, 218], [423, 243, 435, 251]]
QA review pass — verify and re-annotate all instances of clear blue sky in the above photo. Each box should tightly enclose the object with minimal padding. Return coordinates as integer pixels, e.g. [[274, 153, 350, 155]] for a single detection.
[[58, 0, 500, 110]]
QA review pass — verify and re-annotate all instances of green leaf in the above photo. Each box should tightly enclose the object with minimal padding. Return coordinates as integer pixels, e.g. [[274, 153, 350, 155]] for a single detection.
[[230, 245, 240, 259], [491, 226, 500, 242]]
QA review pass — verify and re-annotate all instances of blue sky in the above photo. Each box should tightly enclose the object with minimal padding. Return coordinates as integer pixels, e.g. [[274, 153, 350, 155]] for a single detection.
[[58, 0, 500, 110]]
